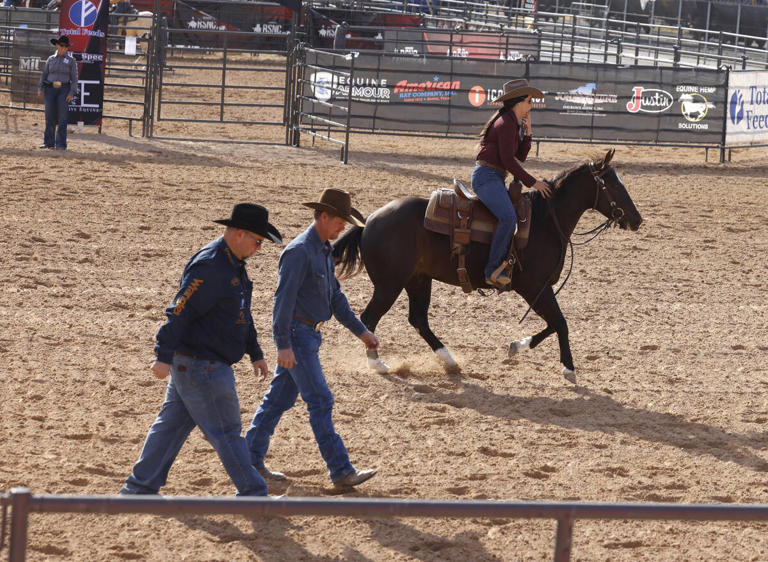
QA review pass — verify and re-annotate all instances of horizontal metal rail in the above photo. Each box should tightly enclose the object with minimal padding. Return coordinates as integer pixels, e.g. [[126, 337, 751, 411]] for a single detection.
[[157, 117, 282, 125], [299, 127, 346, 145], [7, 488, 768, 562]]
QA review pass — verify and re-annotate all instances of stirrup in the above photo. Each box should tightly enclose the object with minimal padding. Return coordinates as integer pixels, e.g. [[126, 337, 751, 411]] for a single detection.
[[487, 263, 512, 288]]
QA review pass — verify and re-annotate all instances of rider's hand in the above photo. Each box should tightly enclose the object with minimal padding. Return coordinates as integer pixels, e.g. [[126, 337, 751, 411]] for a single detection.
[[521, 114, 532, 136], [532, 179, 552, 199]]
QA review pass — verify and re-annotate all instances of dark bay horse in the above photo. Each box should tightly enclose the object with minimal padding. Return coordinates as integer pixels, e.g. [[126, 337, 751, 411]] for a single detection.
[[333, 149, 642, 383]]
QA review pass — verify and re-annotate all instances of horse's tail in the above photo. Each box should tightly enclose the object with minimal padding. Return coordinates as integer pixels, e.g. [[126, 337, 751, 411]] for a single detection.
[[333, 226, 364, 280]]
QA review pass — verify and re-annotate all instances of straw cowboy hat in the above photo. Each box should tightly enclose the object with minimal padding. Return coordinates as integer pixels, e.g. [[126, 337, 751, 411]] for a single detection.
[[214, 203, 283, 244], [492, 79, 543, 104], [303, 188, 365, 227]]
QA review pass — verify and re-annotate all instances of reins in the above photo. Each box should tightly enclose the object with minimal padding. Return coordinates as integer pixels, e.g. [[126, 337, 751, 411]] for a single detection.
[[516, 163, 625, 323]]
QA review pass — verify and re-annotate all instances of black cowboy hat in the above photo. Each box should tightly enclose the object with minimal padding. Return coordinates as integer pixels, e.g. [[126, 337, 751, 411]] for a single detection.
[[303, 188, 365, 227], [492, 78, 543, 104], [50, 35, 70, 47], [214, 203, 282, 245]]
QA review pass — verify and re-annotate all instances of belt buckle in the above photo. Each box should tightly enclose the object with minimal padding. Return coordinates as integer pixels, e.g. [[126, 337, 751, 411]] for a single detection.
[[313, 321, 324, 331], [52, 81, 62, 88]]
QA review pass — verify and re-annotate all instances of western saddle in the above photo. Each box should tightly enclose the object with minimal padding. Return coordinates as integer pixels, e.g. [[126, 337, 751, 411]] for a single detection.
[[424, 179, 533, 293]]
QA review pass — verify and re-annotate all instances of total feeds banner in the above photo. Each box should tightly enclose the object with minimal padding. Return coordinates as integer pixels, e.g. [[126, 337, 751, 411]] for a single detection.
[[59, 0, 109, 126], [726, 71, 768, 146]]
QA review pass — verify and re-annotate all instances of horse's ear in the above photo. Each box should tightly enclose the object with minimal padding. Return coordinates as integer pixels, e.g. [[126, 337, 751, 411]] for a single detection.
[[603, 148, 615, 168]]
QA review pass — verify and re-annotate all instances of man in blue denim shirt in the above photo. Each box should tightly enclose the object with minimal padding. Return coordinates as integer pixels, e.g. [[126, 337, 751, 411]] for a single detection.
[[246, 189, 380, 489], [120, 203, 282, 497]]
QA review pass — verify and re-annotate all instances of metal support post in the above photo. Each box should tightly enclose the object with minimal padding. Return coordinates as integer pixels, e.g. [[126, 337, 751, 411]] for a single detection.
[[9, 488, 30, 562], [553, 514, 573, 562]]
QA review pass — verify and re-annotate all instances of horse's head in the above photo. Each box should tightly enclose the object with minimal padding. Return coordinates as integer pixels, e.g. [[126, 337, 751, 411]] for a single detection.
[[587, 149, 642, 231]]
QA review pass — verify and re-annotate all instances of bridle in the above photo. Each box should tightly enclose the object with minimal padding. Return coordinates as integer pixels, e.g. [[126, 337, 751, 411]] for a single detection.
[[514, 161, 626, 322], [588, 162, 625, 224]]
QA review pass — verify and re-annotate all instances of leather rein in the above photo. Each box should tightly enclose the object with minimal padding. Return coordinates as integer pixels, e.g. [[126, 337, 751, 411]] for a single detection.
[[517, 163, 625, 322]]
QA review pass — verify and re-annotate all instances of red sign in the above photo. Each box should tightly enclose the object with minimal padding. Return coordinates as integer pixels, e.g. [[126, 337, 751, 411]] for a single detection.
[[59, 0, 109, 125]]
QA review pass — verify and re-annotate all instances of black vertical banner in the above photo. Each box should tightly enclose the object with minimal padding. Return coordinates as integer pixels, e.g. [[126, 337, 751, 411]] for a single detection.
[[59, 0, 109, 126]]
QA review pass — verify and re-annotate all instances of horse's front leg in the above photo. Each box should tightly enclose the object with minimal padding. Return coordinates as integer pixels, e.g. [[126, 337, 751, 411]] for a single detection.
[[508, 286, 575, 383]]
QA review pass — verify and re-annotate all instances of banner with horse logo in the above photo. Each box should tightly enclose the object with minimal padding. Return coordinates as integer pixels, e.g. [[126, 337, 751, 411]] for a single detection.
[[302, 51, 727, 144], [59, 0, 110, 126]]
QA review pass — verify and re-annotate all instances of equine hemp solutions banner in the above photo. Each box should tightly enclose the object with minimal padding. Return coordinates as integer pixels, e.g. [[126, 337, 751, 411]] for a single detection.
[[59, 0, 109, 126]]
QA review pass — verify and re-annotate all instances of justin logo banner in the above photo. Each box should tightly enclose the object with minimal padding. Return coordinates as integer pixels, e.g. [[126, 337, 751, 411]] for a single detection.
[[59, 0, 109, 126]]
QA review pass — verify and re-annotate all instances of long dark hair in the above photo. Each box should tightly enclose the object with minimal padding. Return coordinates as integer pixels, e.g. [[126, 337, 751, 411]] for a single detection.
[[478, 95, 527, 142]]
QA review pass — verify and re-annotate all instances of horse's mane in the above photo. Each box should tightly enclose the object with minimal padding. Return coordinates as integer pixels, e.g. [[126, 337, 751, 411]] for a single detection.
[[549, 154, 607, 191]]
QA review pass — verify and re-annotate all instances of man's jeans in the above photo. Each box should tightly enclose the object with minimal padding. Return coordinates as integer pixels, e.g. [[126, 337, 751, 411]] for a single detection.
[[43, 86, 69, 149], [246, 322, 355, 482], [121, 354, 268, 496], [471, 164, 517, 279]]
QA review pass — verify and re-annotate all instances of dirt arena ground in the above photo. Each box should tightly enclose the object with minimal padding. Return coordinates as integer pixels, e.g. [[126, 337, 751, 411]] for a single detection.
[[1, 102, 767, 561]]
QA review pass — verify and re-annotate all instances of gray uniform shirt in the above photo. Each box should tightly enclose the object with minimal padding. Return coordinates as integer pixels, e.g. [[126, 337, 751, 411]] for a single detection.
[[38, 53, 78, 97]]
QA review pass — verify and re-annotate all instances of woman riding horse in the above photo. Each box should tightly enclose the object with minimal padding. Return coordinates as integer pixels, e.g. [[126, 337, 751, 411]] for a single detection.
[[473, 79, 553, 289]]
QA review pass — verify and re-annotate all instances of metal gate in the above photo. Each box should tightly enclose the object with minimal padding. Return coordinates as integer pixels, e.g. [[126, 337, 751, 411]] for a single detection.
[[149, 20, 297, 144]]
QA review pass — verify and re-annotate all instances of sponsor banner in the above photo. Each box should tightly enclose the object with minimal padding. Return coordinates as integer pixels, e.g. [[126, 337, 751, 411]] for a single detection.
[[529, 65, 726, 143], [308, 8, 423, 50], [383, 28, 538, 61], [726, 71, 768, 146], [171, 0, 293, 50], [59, 0, 110, 126], [11, 29, 51, 104], [302, 53, 728, 144]]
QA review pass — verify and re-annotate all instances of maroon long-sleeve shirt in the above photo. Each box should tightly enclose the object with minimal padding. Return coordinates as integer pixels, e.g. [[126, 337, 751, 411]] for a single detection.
[[475, 111, 536, 187]]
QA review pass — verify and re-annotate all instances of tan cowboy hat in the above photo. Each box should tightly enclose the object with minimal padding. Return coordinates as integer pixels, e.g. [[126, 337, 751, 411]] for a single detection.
[[303, 188, 365, 227], [492, 79, 544, 104]]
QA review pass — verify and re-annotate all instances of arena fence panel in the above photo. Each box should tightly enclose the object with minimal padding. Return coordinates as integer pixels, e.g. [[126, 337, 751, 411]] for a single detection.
[[290, 44, 735, 161], [288, 45, 355, 162], [148, 25, 295, 144], [6, 488, 768, 562], [0, 6, 159, 135]]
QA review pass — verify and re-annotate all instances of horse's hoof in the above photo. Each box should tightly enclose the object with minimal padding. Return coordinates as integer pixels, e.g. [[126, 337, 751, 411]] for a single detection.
[[435, 347, 458, 371], [508, 336, 532, 357], [368, 358, 390, 374], [562, 367, 576, 384]]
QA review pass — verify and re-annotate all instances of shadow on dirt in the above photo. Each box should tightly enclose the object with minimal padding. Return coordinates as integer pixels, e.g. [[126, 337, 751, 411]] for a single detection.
[[383, 374, 768, 473]]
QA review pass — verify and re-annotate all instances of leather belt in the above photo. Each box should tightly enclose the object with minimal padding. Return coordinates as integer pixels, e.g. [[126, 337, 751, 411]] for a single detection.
[[293, 316, 324, 331], [176, 350, 198, 359], [51, 81, 69, 88], [476, 160, 508, 175]]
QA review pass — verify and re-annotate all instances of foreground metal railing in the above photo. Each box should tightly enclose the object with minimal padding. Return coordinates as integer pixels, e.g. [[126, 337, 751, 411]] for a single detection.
[[4, 487, 768, 561]]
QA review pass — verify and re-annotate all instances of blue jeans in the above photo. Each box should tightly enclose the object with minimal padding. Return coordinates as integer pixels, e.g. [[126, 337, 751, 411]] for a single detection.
[[43, 86, 70, 149], [121, 354, 268, 496], [471, 164, 517, 279], [246, 321, 355, 482]]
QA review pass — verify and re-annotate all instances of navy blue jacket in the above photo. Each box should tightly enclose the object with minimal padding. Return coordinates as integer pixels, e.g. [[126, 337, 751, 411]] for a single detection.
[[154, 237, 264, 365]]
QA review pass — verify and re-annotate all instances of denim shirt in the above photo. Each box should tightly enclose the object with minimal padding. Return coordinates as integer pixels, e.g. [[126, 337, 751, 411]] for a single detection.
[[38, 53, 79, 97], [273, 225, 366, 350], [154, 237, 263, 365]]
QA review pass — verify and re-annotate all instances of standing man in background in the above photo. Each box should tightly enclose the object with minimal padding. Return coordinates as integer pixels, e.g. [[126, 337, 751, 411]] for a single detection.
[[37, 35, 78, 150], [246, 188, 379, 489], [120, 203, 282, 497]]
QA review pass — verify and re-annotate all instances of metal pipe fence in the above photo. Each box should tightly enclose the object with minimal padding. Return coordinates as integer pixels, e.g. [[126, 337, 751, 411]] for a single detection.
[[4, 487, 768, 562], [289, 46, 354, 162]]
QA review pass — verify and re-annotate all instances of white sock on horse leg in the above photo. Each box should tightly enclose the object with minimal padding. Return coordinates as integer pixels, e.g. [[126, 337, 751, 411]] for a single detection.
[[435, 347, 457, 368], [508, 336, 532, 356]]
